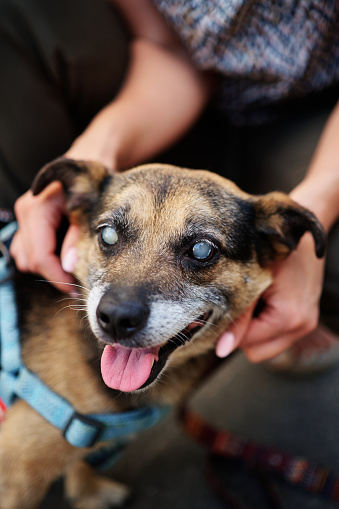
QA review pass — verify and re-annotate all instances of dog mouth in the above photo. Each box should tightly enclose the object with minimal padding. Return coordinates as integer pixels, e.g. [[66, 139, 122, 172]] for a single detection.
[[100, 311, 212, 393]]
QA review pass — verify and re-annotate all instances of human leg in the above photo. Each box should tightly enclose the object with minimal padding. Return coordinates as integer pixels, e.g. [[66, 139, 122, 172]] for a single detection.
[[0, 0, 128, 209]]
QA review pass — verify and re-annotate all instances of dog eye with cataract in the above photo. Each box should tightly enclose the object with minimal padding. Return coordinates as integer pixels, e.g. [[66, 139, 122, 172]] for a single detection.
[[99, 225, 118, 246], [191, 241, 217, 262]]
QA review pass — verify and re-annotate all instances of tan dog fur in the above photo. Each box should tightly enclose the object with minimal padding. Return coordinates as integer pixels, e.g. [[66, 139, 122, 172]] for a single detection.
[[0, 160, 326, 509]]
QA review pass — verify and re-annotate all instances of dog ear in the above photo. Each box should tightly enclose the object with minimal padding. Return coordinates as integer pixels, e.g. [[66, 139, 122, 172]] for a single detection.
[[32, 157, 110, 212], [253, 191, 326, 265]]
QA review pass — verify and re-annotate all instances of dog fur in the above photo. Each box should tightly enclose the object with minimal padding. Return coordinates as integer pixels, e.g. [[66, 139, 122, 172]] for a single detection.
[[0, 160, 325, 509]]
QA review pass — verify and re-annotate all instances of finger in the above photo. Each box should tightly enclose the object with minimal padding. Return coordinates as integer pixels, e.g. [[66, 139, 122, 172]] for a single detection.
[[13, 230, 77, 293], [243, 333, 298, 363], [61, 225, 80, 274], [10, 231, 29, 271], [243, 311, 283, 345], [243, 302, 318, 347], [216, 301, 257, 358], [37, 180, 65, 205], [35, 253, 77, 294], [12, 228, 75, 292], [215, 332, 237, 358]]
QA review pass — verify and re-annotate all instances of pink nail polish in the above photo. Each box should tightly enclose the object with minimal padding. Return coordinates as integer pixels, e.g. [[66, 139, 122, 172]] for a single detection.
[[62, 247, 77, 273], [216, 332, 236, 358]]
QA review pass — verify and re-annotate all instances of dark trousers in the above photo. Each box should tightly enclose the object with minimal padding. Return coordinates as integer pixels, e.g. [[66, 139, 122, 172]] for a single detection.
[[0, 0, 128, 209]]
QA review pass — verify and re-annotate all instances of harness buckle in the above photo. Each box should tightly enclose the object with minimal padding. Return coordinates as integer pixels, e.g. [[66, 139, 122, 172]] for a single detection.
[[0, 370, 19, 407], [63, 412, 105, 448]]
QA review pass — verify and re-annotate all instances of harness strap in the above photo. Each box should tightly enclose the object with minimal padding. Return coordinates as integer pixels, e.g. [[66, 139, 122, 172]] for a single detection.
[[0, 278, 21, 375], [10, 365, 165, 448], [0, 221, 20, 375], [0, 221, 167, 451]]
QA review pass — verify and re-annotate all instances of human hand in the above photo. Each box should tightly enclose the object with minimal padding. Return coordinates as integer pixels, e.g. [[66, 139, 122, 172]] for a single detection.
[[10, 181, 79, 293], [216, 232, 325, 362]]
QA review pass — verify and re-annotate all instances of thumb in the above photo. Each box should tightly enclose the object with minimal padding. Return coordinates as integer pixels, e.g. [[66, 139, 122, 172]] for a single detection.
[[215, 301, 257, 358]]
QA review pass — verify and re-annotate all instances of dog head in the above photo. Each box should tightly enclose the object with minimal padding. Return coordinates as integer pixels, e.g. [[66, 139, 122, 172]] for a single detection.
[[32, 159, 326, 393]]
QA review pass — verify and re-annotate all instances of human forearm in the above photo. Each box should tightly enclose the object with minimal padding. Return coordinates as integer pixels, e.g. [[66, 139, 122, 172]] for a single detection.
[[290, 101, 339, 232], [66, 39, 211, 171], [12, 4, 211, 290]]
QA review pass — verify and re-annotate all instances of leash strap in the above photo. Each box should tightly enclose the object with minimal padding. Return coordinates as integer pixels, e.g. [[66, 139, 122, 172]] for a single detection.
[[0, 221, 167, 451], [178, 403, 339, 503]]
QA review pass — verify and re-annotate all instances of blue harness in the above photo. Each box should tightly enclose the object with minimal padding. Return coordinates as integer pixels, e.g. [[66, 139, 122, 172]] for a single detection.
[[0, 222, 167, 468]]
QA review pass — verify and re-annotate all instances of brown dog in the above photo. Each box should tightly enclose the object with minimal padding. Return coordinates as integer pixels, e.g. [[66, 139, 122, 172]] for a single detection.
[[0, 160, 325, 509]]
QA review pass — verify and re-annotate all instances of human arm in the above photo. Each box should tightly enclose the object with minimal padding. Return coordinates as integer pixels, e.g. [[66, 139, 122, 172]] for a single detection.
[[216, 101, 339, 362], [65, 37, 211, 170]]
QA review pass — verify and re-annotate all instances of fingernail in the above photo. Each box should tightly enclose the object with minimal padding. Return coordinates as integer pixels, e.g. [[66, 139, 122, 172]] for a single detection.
[[62, 247, 78, 273], [70, 290, 81, 298], [216, 332, 237, 358]]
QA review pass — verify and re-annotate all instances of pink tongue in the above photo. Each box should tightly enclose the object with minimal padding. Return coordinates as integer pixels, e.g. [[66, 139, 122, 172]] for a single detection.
[[101, 344, 159, 392]]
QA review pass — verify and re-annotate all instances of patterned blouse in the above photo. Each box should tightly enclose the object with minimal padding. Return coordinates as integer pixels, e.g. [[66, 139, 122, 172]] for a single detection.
[[152, 0, 339, 123]]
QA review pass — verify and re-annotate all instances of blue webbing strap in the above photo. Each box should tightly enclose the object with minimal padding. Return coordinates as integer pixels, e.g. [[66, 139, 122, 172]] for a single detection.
[[0, 221, 20, 377], [14, 365, 166, 447]]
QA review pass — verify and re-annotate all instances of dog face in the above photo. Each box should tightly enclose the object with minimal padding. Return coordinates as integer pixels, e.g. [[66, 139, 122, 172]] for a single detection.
[[32, 159, 326, 393]]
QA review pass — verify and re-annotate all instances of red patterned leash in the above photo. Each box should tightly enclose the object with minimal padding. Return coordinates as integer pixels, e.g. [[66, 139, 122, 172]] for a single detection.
[[178, 403, 339, 507]]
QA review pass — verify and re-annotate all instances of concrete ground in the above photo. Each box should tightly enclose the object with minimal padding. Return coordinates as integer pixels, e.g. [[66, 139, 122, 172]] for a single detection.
[[42, 352, 339, 509]]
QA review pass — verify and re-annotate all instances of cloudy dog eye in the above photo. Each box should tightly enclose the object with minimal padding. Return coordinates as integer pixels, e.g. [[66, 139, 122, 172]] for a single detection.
[[99, 225, 118, 246], [191, 240, 217, 262]]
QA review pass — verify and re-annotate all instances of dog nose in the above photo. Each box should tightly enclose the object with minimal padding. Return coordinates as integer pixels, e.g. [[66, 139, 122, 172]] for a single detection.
[[96, 291, 149, 340]]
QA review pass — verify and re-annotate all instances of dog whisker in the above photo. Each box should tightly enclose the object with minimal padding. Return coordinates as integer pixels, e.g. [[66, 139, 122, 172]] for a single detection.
[[78, 315, 89, 328], [53, 304, 74, 318], [176, 332, 191, 345], [52, 303, 87, 319], [195, 319, 220, 335], [74, 276, 91, 292], [192, 318, 220, 338], [204, 327, 219, 338], [74, 310, 87, 318], [166, 337, 182, 348], [169, 333, 186, 346], [156, 371, 172, 387], [35, 279, 90, 293], [194, 318, 218, 328], [57, 297, 88, 304], [178, 332, 200, 354]]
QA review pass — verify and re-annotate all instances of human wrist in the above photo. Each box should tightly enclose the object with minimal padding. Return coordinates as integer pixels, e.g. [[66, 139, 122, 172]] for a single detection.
[[65, 128, 119, 172], [289, 177, 339, 233]]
